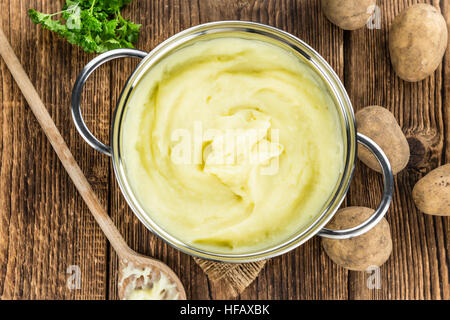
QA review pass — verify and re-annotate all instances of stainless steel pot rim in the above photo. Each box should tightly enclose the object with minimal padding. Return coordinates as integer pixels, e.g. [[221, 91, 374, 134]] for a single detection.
[[71, 21, 393, 263]]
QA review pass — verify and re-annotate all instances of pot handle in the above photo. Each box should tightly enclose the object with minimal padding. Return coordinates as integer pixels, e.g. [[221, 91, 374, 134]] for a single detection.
[[317, 132, 394, 239], [71, 48, 148, 157]]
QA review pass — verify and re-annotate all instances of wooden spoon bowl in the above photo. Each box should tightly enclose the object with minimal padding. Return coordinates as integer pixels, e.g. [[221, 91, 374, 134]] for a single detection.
[[118, 254, 187, 300]]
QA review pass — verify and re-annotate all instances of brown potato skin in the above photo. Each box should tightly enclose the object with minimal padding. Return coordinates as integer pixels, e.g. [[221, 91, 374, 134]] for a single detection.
[[356, 106, 410, 175], [321, 0, 376, 30], [322, 207, 392, 271], [389, 4, 448, 82], [413, 164, 450, 216]]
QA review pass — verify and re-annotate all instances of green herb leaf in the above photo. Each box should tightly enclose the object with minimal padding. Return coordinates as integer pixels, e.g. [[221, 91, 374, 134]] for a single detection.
[[28, 0, 140, 53]]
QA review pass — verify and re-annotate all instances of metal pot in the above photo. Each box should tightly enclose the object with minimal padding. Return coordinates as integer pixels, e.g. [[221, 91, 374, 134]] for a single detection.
[[71, 21, 393, 263]]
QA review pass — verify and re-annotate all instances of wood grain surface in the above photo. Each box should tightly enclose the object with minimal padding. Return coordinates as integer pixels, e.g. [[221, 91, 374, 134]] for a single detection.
[[0, 0, 448, 300]]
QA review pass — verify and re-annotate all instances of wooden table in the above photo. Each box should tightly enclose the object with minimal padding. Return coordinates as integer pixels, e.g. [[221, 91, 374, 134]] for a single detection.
[[0, 0, 448, 300]]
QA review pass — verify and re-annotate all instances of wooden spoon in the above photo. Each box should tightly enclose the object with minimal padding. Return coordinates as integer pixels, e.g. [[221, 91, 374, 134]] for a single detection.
[[0, 28, 186, 300]]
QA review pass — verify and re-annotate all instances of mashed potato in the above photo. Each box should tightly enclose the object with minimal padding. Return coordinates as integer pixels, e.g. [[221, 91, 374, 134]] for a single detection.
[[122, 37, 344, 253]]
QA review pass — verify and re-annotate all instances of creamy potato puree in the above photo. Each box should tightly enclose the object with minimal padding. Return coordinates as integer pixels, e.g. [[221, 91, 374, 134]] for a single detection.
[[120, 264, 180, 300], [122, 37, 344, 253]]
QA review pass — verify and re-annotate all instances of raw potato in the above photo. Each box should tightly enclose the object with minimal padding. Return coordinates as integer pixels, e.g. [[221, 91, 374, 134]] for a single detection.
[[321, 0, 376, 30], [389, 4, 448, 82], [412, 164, 450, 216], [356, 106, 410, 175], [322, 207, 392, 271]]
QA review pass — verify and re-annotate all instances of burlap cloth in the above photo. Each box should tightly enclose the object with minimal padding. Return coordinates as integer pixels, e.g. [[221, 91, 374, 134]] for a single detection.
[[194, 258, 266, 299]]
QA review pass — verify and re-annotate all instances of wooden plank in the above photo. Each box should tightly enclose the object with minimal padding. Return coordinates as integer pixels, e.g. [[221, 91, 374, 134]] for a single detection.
[[0, 0, 447, 300], [0, 0, 109, 299], [345, 0, 448, 299], [444, 0, 450, 165], [440, 0, 449, 301], [238, 0, 348, 300], [107, 0, 347, 300], [107, 0, 210, 300]]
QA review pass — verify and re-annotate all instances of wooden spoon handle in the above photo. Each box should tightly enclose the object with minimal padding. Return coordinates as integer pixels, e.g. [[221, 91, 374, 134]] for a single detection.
[[0, 28, 133, 258]]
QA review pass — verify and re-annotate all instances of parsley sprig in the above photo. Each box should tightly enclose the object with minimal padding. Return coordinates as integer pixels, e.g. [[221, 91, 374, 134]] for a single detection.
[[28, 0, 141, 53]]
